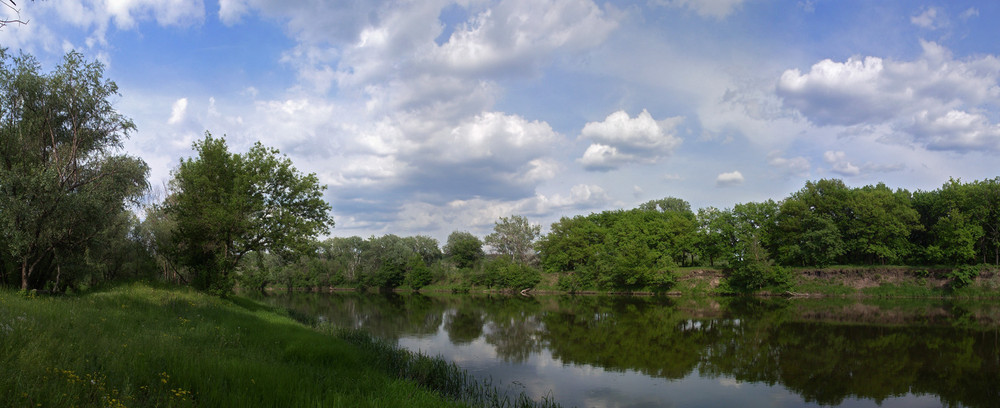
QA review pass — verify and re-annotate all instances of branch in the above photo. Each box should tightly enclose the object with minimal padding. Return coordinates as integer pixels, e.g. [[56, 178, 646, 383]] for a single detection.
[[1, 0, 27, 29]]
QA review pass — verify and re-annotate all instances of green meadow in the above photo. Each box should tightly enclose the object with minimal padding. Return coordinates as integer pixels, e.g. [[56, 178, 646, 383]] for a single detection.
[[0, 283, 551, 407]]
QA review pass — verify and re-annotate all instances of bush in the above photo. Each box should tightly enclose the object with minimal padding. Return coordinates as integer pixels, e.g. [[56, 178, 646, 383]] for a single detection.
[[482, 257, 541, 291], [405, 256, 433, 291], [947, 265, 980, 290], [723, 259, 792, 294]]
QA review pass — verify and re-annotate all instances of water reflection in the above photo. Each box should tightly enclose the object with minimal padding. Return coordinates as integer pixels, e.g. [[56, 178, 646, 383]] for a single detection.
[[259, 292, 1000, 408]]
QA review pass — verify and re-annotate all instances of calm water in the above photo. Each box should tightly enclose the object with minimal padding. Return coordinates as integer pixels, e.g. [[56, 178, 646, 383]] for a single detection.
[[258, 292, 1000, 408]]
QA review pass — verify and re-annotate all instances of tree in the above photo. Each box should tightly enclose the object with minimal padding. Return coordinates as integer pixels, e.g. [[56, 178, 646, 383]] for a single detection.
[[443, 231, 484, 269], [402, 235, 442, 265], [638, 197, 693, 216], [485, 215, 541, 265], [696, 207, 730, 267], [166, 133, 333, 295], [724, 200, 790, 292], [360, 234, 412, 289], [326, 236, 366, 282], [0, 50, 149, 291]]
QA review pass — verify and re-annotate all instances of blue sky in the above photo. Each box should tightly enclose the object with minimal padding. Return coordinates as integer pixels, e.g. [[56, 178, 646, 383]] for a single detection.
[[3, 0, 1000, 242]]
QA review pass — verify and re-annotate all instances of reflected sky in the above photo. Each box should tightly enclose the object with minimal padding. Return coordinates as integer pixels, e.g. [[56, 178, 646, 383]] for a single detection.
[[259, 293, 999, 408], [397, 315, 951, 408]]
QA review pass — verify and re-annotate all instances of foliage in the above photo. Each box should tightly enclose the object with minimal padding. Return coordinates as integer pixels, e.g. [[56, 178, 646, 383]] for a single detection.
[[484, 215, 541, 265], [947, 265, 980, 290], [0, 50, 149, 291], [443, 231, 484, 269], [165, 133, 333, 295], [405, 255, 434, 291], [478, 257, 542, 291]]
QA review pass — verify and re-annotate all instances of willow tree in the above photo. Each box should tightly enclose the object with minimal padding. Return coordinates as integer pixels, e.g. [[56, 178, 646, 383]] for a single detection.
[[0, 50, 148, 291], [485, 215, 540, 265], [166, 133, 333, 294]]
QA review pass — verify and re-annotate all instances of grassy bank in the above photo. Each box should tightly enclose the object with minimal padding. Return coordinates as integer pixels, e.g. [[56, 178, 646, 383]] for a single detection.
[[0, 283, 554, 407]]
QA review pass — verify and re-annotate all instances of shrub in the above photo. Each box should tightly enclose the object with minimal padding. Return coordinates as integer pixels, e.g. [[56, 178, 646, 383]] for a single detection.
[[947, 265, 980, 290]]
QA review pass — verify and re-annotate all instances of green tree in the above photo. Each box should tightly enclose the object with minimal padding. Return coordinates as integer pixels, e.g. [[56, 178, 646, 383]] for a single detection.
[[443, 231, 484, 269], [402, 235, 442, 265], [843, 183, 920, 264], [638, 197, 693, 216], [326, 236, 366, 283], [537, 215, 605, 276], [166, 133, 333, 295], [485, 215, 541, 265], [361, 234, 412, 289], [0, 50, 149, 291], [696, 207, 731, 267], [775, 197, 844, 267], [724, 200, 789, 292], [404, 254, 433, 291]]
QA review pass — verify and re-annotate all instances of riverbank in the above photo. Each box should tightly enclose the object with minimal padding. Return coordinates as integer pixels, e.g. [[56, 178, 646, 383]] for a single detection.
[[0, 283, 553, 407], [272, 265, 1000, 298]]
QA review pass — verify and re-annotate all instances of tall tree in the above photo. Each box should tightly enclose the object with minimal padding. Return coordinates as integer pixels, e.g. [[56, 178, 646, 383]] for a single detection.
[[443, 231, 484, 269], [485, 215, 541, 265], [0, 50, 148, 290], [166, 133, 333, 294]]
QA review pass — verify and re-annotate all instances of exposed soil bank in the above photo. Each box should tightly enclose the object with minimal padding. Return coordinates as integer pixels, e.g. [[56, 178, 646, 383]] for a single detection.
[[261, 266, 1000, 298]]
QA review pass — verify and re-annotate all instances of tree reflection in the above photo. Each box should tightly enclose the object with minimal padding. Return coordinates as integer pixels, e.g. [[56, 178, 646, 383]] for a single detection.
[[444, 308, 484, 344], [260, 292, 1000, 408]]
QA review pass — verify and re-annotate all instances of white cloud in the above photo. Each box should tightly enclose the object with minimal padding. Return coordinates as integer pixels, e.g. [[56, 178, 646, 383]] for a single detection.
[[379, 183, 613, 239], [579, 109, 683, 171], [911, 7, 944, 30], [909, 110, 1000, 151], [823, 151, 860, 177], [716, 171, 744, 187], [218, 0, 249, 25], [767, 151, 810, 176], [821, 150, 904, 177], [777, 40, 1000, 152], [652, 0, 748, 19], [429, 0, 619, 75], [167, 98, 188, 125]]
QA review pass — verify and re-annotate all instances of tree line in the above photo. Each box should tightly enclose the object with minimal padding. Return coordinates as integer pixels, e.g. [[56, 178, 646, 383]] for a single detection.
[[540, 178, 1000, 292], [1, 50, 998, 295]]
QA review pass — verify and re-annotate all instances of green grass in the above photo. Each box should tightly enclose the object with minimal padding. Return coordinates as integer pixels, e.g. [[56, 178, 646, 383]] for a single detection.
[[0, 283, 554, 407]]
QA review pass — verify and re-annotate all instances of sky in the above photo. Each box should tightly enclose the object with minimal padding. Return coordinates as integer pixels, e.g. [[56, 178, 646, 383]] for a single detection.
[[3, 0, 1000, 243]]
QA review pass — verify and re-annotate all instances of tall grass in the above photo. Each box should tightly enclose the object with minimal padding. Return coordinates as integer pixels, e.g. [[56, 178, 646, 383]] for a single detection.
[[0, 282, 557, 407]]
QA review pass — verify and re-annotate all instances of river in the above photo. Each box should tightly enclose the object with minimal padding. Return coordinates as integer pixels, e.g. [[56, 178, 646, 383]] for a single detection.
[[256, 292, 1000, 408]]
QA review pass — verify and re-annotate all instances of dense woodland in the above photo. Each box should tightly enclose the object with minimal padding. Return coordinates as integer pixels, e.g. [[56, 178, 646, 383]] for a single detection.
[[2, 50, 999, 295]]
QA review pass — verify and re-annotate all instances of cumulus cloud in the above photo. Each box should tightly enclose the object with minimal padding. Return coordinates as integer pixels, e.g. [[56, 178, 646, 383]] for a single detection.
[[579, 110, 684, 171], [55, 0, 205, 45], [429, 0, 619, 75], [823, 151, 860, 177], [777, 40, 1000, 152], [767, 151, 810, 176], [909, 110, 1000, 151], [652, 0, 748, 19], [716, 171, 744, 187]]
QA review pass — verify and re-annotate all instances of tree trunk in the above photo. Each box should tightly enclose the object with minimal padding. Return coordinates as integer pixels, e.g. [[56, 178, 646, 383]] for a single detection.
[[21, 258, 28, 291]]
